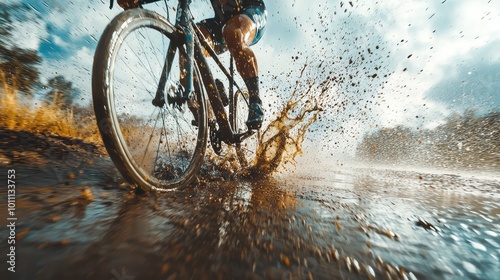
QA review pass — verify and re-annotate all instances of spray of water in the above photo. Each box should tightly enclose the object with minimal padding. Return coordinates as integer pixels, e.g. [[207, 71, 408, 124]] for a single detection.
[[202, 64, 337, 179], [249, 86, 323, 175]]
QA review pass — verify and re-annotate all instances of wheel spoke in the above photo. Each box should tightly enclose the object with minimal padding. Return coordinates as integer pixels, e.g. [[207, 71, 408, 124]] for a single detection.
[[140, 109, 161, 167], [134, 31, 159, 86]]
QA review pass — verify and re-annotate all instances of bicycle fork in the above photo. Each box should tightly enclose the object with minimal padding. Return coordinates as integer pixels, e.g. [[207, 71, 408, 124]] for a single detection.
[[153, 0, 194, 109]]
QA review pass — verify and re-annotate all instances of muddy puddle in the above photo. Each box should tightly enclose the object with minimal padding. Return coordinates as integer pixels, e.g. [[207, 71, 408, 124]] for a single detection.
[[285, 166, 500, 279], [1, 157, 499, 279]]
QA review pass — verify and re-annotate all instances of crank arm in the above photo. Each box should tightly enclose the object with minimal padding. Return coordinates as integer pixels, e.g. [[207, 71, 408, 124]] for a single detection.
[[232, 130, 255, 144]]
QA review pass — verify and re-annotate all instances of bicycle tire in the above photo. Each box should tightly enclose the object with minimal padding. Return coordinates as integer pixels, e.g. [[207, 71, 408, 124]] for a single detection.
[[92, 9, 207, 191], [230, 89, 260, 169]]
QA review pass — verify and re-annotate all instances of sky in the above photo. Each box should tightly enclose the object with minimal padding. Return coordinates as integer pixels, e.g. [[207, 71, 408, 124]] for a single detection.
[[2, 0, 500, 157]]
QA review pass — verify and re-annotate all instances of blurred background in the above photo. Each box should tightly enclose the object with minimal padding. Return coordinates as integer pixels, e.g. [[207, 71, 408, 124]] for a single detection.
[[1, 0, 498, 171]]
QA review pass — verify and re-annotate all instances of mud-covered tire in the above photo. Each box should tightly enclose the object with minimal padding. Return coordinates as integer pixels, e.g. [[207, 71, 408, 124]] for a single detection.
[[92, 9, 207, 191]]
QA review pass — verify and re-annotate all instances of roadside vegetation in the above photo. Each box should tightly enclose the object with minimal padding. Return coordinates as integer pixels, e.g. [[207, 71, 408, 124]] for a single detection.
[[356, 111, 500, 170], [0, 3, 100, 143], [0, 73, 100, 142]]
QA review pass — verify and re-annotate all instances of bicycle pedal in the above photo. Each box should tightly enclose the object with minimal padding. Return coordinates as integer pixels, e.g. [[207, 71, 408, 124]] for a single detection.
[[246, 121, 262, 130], [235, 130, 255, 142]]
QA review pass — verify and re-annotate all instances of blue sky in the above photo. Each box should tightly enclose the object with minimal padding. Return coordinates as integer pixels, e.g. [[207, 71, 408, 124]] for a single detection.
[[3, 0, 500, 155]]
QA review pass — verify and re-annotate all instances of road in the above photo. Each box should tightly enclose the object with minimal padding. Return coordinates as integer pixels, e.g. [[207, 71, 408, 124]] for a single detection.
[[1, 151, 499, 280]]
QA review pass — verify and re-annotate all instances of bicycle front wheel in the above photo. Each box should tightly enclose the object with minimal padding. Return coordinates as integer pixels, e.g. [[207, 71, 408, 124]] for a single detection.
[[92, 9, 207, 191]]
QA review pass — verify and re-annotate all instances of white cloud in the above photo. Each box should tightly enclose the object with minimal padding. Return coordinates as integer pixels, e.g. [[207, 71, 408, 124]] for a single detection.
[[331, 0, 500, 129], [7, 8, 47, 50], [46, 8, 71, 30], [52, 35, 69, 48]]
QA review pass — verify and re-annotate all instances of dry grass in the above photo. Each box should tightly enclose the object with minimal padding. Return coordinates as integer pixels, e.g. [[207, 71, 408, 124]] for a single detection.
[[0, 71, 100, 143]]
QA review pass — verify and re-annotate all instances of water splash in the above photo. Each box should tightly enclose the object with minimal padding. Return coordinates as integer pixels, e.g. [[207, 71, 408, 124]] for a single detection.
[[249, 88, 323, 176], [202, 64, 334, 179]]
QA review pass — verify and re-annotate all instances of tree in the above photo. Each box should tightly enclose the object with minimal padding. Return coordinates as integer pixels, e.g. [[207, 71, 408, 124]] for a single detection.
[[0, 3, 42, 94], [45, 75, 77, 109], [356, 110, 500, 170], [356, 125, 422, 164]]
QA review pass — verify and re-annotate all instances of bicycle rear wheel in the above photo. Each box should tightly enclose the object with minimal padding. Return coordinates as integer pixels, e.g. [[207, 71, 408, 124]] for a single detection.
[[92, 9, 207, 191], [231, 89, 260, 169]]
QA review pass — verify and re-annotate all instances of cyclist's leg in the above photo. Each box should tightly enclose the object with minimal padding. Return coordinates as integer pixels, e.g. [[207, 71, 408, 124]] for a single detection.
[[222, 15, 258, 79], [222, 6, 267, 129]]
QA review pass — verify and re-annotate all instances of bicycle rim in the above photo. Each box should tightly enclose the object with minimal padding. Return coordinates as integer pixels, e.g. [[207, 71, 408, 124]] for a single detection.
[[231, 89, 260, 169], [92, 9, 207, 191]]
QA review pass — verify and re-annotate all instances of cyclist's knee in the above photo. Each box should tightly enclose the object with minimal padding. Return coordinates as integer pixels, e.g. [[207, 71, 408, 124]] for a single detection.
[[223, 30, 244, 51], [222, 15, 255, 48]]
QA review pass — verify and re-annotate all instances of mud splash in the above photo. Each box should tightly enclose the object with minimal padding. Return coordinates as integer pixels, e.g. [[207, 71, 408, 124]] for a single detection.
[[202, 65, 336, 179], [249, 88, 323, 175]]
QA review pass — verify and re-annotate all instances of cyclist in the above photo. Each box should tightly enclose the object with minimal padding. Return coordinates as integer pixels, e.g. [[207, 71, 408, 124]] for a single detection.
[[117, 0, 267, 129]]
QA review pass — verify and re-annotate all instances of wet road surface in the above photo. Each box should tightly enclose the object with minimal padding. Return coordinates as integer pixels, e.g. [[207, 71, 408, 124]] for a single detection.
[[1, 159, 499, 280]]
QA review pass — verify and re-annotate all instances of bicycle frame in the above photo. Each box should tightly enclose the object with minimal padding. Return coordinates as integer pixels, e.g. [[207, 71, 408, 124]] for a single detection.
[[129, 0, 254, 146]]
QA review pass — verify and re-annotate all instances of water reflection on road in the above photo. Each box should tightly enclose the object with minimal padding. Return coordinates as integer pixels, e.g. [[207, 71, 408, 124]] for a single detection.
[[1, 163, 499, 279]]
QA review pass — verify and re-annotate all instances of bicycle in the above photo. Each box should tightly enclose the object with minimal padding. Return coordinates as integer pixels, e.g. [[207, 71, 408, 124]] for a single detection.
[[92, 0, 261, 192]]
